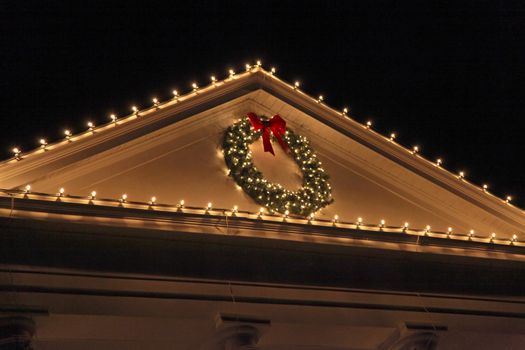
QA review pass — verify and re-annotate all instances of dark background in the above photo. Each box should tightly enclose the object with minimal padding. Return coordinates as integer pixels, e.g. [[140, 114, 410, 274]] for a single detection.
[[1, 1, 524, 206]]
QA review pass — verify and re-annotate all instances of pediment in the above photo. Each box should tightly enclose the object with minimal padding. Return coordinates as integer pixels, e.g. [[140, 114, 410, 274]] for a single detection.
[[1, 68, 523, 240]]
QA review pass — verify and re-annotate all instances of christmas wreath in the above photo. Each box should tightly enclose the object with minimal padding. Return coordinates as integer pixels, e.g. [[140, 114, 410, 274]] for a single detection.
[[222, 113, 333, 216]]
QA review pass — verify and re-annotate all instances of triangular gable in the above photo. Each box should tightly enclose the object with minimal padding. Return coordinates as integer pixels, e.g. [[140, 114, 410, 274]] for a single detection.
[[1, 67, 523, 240]]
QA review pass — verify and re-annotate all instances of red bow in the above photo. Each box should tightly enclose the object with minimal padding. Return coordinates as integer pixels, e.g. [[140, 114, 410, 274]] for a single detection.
[[247, 113, 288, 156]]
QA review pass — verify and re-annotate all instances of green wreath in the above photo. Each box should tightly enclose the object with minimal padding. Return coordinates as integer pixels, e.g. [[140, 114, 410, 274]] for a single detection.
[[222, 115, 333, 216]]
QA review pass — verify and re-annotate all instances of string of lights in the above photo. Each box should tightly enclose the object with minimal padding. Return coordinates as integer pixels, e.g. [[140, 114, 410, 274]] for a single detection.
[[3, 187, 521, 247], [2, 61, 521, 213]]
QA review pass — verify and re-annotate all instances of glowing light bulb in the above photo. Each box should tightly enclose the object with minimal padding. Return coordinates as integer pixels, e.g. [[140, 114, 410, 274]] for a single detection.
[[333, 214, 339, 223], [40, 139, 47, 149], [458, 171, 465, 179], [64, 129, 71, 140], [284, 210, 289, 218], [447, 227, 453, 235], [342, 107, 348, 115], [357, 217, 363, 226], [233, 205, 238, 213], [482, 184, 489, 191], [211, 75, 217, 83], [256, 60, 262, 66], [229, 69, 235, 77], [13, 147, 21, 159], [294, 81, 300, 89], [390, 133, 396, 141], [110, 114, 117, 122], [425, 225, 431, 233], [132, 106, 139, 115], [512, 234, 518, 242], [172, 90, 179, 99], [412, 145, 419, 154], [150, 196, 157, 205], [270, 67, 276, 74], [366, 120, 372, 129], [152, 98, 159, 107], [90, 191, 96, 199], [121, 194, 127, 202], [206, 202, 212, 210], [192, 82, 198, 91], [245, 63, 251, 71], [259, 207, 265, 216], [24, 184, 31, 193], [179, 199, 185, 208], [59, 187, 65, 196], [317, 95, 324, 103], [403, 222, 409, 230], [505, 195, 512, 203], [87, 121, 94, 131], [469, 229, 475, 238], [436, 158, 443, 166], [380, 219, 385, 228], [490, 232, 496, 241]]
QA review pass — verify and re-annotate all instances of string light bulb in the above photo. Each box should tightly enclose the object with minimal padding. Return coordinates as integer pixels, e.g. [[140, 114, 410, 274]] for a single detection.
[[342, 107, 348, 116], [40, 139, 47, 149], [389, 133, 396, 141], [505, 195, 512, 203], [206, 202, 212, 211], [482, 184, 489, 192], [229, 69, 235, 78], [58, 187, 65, 197], [172, 90, 179, 100], [110, 114, 117, 123], [317, 95, 324, 103], [403, 222, 409, 231], [256, 60, 262, 67], [120, 194, 127, 203], [284, 209, 289, 218], [436, 158, 443, 167], [232, 205, 238, 214], [458, 171, 465, 179], [211, 76, 217, 84], [490, 232, 496, 242], [366, 120, 372, 129], [270, 67, 276, 75], [258, 207, 265, 217], [379, 219, 385, 228], [357, 217, 363, 227], [412, 145, 419, 154], [152, 97, 160, 108], [294, 81, 300, 89], [90, 191, 97, 200], [192, 82, 198, 91], [179, 199, 185, 208], [64, 129, 72, 141], [87, 121, 94, 132], [150, 196, 157, 205], [24, 184, 31, 193], [468, 229, 475, 239], [425, 225, 431, 234], [132, 106, 139, 115], [245, 63, 251, 71], [512, 234, 518, 243], [13, 147, 21, 159], [333, 214, 339, 223], [447, 227, 453, 236]]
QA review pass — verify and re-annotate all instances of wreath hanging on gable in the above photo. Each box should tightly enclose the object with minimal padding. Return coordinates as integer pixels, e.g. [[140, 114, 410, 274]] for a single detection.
[[222, 112, 333, 216]]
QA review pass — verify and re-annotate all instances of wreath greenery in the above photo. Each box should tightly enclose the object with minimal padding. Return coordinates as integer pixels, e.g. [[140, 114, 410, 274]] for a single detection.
[[222, 116, 333, 216]]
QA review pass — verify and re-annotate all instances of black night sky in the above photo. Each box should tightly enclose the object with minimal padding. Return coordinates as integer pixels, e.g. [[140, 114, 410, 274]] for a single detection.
[[2, 1, 525, 206]]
